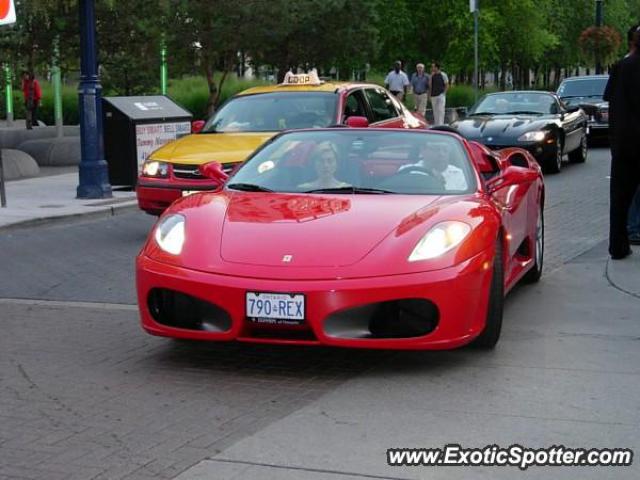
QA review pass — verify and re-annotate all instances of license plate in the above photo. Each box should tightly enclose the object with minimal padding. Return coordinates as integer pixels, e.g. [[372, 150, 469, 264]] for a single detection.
[[246, 292, 305, 325], [182, 190, 199, 197]]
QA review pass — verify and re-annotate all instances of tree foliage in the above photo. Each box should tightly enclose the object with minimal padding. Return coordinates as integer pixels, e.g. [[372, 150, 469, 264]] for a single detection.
[[2, 0, 640, 104]]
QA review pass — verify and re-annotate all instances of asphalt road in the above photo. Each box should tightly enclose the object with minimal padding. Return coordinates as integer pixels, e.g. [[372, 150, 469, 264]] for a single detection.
[[2, 147, 638, 480]]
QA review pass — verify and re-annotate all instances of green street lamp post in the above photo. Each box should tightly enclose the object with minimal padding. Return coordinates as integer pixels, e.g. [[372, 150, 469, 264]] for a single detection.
[[52, 37, 63, 137], [4, 64, 13, 126], [161, 38, 168, 95]]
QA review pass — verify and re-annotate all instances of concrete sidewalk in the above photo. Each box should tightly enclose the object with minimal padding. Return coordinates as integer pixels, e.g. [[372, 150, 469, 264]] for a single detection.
[[176, 242, 640, 480], [0, 172, 136, 230]]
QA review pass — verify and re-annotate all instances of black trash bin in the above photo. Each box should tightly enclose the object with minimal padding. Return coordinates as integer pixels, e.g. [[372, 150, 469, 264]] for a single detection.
[[103, 96, 192, 186]]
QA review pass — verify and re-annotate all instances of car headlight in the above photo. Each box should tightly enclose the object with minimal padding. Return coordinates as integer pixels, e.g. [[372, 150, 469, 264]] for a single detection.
[[142, 160, 169, 177], [154, 214, 185, 255], [518, 131, 547, 142], [409, 221, 471, 262]]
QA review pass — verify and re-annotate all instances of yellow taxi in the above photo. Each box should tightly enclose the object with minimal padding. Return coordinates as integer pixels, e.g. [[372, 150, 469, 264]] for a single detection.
[[136, 70, 428, 214]]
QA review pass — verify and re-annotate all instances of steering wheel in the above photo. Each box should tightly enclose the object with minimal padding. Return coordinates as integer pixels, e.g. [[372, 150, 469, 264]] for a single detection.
[[378, 165, 445, 192], [396, 165, 436, 177]]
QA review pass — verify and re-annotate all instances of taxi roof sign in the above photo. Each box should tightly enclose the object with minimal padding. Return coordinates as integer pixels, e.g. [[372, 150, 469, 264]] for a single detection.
[[280, 69, 324, 86], [0, 0, 16, 26]]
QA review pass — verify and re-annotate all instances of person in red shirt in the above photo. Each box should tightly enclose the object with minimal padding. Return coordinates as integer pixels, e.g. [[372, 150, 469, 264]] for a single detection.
[[22, 71, 42, 130]]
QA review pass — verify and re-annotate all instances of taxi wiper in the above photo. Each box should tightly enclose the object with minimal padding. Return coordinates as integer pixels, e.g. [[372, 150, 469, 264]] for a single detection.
[[303, 186, 394, 194], [468, 111, 497, 116], [227, 183, 274, 192]]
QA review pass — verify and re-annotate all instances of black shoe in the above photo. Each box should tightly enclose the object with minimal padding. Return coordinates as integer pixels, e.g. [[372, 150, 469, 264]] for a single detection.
[[611, 249, 632, 260]]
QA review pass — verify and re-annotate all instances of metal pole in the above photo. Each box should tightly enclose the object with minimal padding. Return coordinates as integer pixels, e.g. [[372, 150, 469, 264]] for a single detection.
[[595, 0, 604, 74], [160, 36, 168, 95], [77, 0, 112, 199], [0, 148, 6, 207], [474, 7, 479, 102], [4, 64, 13, 126], [52, 37, 64, 138]]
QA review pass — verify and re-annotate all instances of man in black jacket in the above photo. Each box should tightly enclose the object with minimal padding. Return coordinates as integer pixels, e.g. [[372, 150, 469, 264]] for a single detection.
[[603, 25, 640, 259]]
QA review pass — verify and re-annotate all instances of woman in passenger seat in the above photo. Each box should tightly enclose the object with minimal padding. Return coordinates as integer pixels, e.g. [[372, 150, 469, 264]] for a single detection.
[[298, 142, 351, 190]]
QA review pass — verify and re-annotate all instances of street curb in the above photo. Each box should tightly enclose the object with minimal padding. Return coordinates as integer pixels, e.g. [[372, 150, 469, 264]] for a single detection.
[[0, 201, 141, 233]]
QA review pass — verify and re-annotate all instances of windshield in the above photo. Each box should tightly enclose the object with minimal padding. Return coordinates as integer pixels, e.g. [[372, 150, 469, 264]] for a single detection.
[[470, 92, 557, 115], [228, 131, 476, 195], [557, 78, 607, 98], [202, 92, 338, 133]]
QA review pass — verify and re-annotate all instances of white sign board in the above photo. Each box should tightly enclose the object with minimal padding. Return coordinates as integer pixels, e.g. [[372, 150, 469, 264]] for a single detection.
[[135, 122, 191, 172], [0, 0, 16, 26], [469, 0, 477, 12]]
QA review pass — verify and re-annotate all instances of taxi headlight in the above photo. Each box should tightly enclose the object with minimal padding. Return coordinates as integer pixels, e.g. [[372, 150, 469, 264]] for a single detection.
[[142, 160, 169, 177], [409, 221, 471, 261], [518, 131, 547, 142], [154, 214, 185, 255]]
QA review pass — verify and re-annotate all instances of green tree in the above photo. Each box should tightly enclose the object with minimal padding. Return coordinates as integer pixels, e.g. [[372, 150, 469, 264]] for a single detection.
[[96, 0, 167, 95]]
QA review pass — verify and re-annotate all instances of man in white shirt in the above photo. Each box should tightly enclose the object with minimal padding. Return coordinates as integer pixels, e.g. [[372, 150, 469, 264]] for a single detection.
[[399, 142, 467, 191], [384, 61, 410, 101]]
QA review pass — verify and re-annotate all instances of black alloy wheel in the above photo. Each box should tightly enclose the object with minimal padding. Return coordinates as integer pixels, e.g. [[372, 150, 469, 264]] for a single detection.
[[544, 138, 563, 174], [568, 132, 588, 163]]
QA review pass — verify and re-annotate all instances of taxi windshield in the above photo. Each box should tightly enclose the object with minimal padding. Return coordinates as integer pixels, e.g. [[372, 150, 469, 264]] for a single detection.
[[228, 131, 476, 195], [202, 92, 338, 133]]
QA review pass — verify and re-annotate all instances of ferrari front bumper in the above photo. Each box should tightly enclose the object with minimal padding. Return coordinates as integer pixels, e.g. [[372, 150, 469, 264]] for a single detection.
[[136, 248, 495, 350]]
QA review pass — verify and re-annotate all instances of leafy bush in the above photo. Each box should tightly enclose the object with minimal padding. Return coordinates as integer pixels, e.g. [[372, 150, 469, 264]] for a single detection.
[[0, 74, 498, 126], [167, 75, 270, 120]]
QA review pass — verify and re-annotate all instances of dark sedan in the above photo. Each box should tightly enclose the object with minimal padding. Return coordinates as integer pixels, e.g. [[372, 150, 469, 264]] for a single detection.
[[451, 91, 588, 173], [557, 75, 608, 138]]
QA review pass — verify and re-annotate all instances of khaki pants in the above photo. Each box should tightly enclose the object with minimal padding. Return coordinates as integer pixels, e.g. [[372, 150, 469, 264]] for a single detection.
[[390, 91, 404, 102], [414, 93, 428, 116], [431, 94, 446, 125]]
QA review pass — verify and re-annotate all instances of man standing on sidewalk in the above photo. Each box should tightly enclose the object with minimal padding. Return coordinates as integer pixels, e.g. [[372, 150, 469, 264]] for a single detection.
[[21, 71, 41, 130], [410, 63, 430, 117], [429, 62, 449, 125], [384, 61, 409, 102], [603, 25, 640, 259]]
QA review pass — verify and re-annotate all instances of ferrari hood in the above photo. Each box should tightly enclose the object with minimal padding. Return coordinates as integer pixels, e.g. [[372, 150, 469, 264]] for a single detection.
[[149, 132, 275, 165], [453, 115, 551, 144], [219, 193, 440, 267]]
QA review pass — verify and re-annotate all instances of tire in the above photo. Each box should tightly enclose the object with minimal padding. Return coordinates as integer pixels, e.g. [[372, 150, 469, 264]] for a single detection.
[[522, 206, 544, 283], [471, 237, 504, 349], [568, 132, 588, 163], [544, 139, 562, 174]]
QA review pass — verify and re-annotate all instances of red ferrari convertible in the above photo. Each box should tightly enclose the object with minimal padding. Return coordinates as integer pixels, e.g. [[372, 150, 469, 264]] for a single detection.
[[136, 128, 544, 350]]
